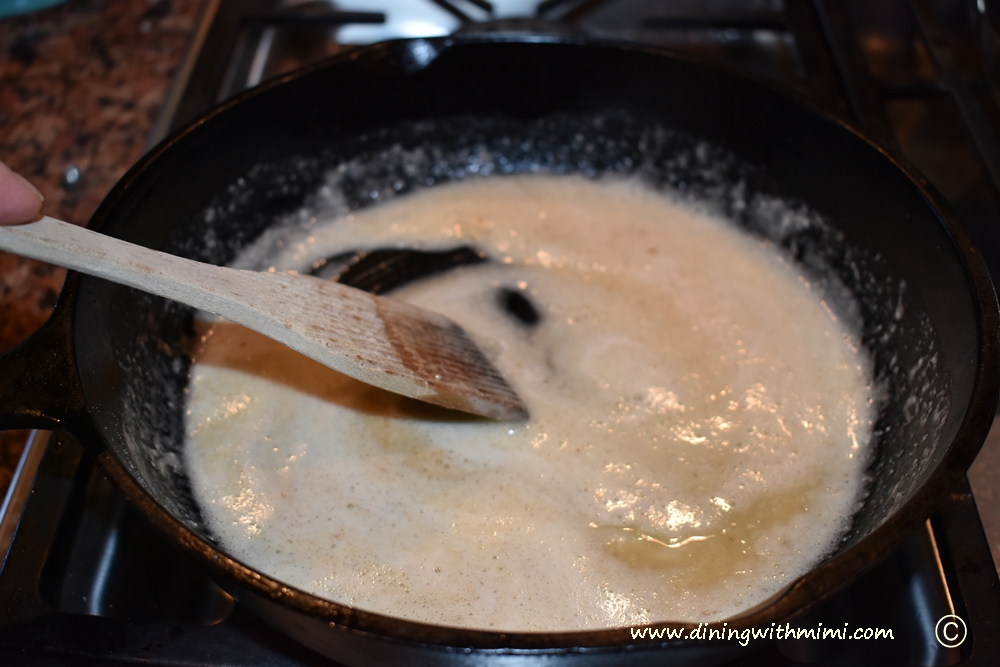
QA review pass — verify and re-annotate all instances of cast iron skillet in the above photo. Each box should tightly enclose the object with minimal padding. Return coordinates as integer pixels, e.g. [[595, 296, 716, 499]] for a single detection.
[[0, 37, 997, 665]]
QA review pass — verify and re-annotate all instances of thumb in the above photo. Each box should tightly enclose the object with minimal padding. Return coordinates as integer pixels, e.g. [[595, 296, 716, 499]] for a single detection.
[[0, 161, 44, 225]]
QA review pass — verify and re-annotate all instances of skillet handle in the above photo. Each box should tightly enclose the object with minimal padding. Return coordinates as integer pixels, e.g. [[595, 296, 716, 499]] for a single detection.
[[0, 284, 94, 441]]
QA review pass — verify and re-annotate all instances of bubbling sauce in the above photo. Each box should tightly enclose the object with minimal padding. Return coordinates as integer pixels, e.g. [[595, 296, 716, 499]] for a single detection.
[[184, 175, 873, 631]]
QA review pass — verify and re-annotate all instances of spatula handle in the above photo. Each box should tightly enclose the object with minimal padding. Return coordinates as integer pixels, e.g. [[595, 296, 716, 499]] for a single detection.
[[0, 216, 528, 420], [0, 216, 231, 309]]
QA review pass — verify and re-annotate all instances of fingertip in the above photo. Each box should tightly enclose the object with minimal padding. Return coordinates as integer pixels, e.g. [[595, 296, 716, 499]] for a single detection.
[[0, 160, 44, 225]]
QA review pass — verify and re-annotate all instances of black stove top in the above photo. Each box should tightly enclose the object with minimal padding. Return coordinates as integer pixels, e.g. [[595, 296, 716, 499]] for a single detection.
[[147, 0, 1000, 288], [4, 1, 1000, 664]]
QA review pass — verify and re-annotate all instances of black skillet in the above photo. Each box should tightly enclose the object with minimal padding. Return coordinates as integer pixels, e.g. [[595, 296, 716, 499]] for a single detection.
[[0, 37, 996, 665]]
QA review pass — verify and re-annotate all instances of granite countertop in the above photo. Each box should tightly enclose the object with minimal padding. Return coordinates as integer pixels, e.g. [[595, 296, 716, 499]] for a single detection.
[[0, 0, 206, 497]]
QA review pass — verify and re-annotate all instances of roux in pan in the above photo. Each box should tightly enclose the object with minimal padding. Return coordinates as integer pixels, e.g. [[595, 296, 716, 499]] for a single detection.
[[184, 175, 873, 630]]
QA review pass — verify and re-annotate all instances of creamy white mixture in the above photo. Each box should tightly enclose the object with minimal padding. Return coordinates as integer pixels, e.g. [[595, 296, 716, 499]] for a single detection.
[[184, 175, 872, 631]]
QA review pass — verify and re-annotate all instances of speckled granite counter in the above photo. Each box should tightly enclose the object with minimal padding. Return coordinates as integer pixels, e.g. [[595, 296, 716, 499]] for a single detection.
[[0, 0, 206, 497]]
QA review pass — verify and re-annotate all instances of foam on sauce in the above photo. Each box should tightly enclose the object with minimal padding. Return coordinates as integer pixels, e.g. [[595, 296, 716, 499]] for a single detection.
[[184, 175, 873, 631]]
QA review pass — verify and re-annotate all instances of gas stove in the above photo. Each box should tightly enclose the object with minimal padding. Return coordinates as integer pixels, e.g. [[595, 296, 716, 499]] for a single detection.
[[3, 1, 1000, 665]]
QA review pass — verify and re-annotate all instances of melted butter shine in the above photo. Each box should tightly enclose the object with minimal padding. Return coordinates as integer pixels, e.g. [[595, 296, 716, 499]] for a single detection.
[[184, 175, 873, 631]]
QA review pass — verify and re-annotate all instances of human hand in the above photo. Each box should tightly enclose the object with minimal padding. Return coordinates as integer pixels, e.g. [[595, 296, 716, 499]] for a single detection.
[[0, 160, 44, 225]]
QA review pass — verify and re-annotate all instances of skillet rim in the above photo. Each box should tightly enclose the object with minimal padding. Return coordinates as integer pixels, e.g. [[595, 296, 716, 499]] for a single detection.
[[67, 35, 1000, 651]]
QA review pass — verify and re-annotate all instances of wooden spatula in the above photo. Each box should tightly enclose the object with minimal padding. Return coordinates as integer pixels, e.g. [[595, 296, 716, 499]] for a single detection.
[[0, 216, 528, 421]]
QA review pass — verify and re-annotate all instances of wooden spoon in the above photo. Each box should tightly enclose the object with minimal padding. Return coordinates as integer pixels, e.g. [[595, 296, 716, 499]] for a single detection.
[[0, 216, 528, 421]]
